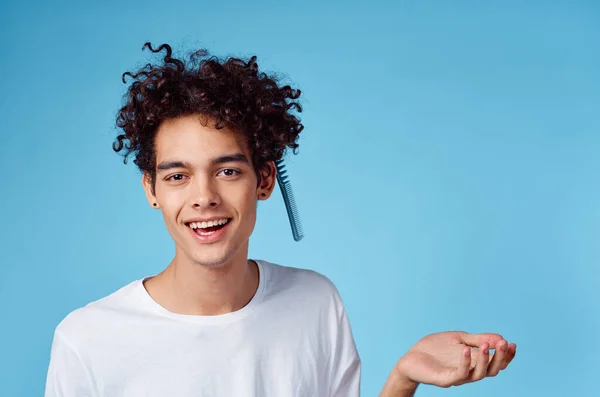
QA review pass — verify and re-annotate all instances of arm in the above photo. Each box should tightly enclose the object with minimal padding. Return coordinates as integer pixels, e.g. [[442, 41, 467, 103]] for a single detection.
[[45, 330, 97, 397], [378, 370, 418, 397], [329, 305, 361, 397]]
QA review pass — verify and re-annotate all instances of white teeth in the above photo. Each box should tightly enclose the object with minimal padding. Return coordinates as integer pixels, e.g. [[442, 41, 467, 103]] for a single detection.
[[188, 218, 229, 229]]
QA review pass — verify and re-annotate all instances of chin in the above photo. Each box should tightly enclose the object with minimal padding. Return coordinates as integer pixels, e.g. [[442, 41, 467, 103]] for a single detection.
[[189, 247, 238, 269]]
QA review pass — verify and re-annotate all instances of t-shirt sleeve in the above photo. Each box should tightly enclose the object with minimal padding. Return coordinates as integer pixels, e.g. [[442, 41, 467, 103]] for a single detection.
[[45, 330, 96, 397], [329, 292, 361, 397]]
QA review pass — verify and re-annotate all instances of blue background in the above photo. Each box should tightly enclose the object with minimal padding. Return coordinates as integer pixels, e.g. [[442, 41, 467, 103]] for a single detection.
[[1, 1, 599, 396]]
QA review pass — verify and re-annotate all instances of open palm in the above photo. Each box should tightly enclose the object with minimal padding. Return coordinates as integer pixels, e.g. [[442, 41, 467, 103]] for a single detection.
[[395, 331, 517, 388]]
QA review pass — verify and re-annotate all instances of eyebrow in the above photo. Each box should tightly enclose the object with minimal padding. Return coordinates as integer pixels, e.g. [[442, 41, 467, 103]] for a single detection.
[[156, 153, 250, 172], [211, 153, 250, 166]]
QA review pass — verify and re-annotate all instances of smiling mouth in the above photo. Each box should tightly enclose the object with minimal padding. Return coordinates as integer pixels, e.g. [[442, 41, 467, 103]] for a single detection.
[[186, 218, 231, 236]]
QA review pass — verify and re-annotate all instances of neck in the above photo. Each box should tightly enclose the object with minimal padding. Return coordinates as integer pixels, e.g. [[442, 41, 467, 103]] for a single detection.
[[143, 245, 259, 316]]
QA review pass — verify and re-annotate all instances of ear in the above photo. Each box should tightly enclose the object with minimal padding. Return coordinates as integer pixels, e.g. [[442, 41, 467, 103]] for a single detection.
[[257, 161, 277, 200], [141, 172, 159, 208]]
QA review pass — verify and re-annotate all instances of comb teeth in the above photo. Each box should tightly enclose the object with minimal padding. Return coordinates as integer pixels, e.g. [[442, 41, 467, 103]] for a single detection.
[[275, 160, 288, 182], [275, 159, 304, 241]]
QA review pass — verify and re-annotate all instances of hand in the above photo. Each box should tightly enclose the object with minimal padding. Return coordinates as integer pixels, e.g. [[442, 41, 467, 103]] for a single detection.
[[394, 331, 517, 389]]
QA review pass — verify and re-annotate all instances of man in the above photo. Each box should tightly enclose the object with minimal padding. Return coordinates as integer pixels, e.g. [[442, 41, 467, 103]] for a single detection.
[[45, 43, 516, 397]]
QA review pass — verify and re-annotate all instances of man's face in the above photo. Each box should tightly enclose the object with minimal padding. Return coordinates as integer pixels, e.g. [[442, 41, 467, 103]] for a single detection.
[[142, 114, 274, 268]]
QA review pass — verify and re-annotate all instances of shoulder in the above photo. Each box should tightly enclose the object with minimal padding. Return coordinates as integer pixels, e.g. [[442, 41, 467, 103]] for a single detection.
[[258, 259, 338, 291], [256, 259, 345, 309], [53, 279, 142, 347]]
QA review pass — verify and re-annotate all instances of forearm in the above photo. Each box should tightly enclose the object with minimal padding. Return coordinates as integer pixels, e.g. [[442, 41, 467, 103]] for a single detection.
[[378, 369, 419, 397]]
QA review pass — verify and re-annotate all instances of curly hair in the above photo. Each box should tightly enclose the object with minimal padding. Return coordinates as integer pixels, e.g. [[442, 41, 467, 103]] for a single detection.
[[113, 42, 303, 190]]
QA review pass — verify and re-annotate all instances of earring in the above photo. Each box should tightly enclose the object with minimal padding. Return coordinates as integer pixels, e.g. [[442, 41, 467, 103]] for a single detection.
[[153, 203, 157, 207], [261, 193, 266, 197]]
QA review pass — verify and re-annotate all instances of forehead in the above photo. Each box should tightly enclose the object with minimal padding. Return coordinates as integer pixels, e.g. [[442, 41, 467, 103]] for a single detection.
[[154, 115, 249, 163]]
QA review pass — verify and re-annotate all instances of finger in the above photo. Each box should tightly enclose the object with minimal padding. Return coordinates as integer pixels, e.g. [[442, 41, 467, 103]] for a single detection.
[[442, 346, 472, 388], [458, 332, 504, 348], [495, 343, 517, 371], [486, 340, 508, 376], [453, 346, 472, 385], [501, 343, 517, 370], [470, 343, 490, 381], [469, 346, 494, 366]]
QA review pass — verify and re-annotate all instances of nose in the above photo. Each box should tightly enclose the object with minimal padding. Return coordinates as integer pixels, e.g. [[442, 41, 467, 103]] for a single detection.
[[188, 175, 221, 209]]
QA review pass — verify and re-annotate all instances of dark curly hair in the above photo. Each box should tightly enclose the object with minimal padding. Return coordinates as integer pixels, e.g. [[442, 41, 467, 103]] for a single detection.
[[113, 42, 303, 191]]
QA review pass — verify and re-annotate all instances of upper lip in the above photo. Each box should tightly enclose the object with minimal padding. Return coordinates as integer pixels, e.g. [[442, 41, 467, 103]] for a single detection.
[[184, 217, 231, 224]]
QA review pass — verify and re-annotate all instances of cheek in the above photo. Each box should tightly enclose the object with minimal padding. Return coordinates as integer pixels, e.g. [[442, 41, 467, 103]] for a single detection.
[[158, 191, 186, 224], [231, 187, 258, 222]]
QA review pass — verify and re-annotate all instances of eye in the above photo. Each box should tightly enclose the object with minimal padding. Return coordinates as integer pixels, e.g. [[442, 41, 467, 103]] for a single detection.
[[218, 169, 241, 177], [166, 173, 187, 182]]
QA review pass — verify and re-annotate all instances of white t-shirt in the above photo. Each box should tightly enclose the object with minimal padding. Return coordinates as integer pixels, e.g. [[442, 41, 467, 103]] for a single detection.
[[45, 260, 361, 397]]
